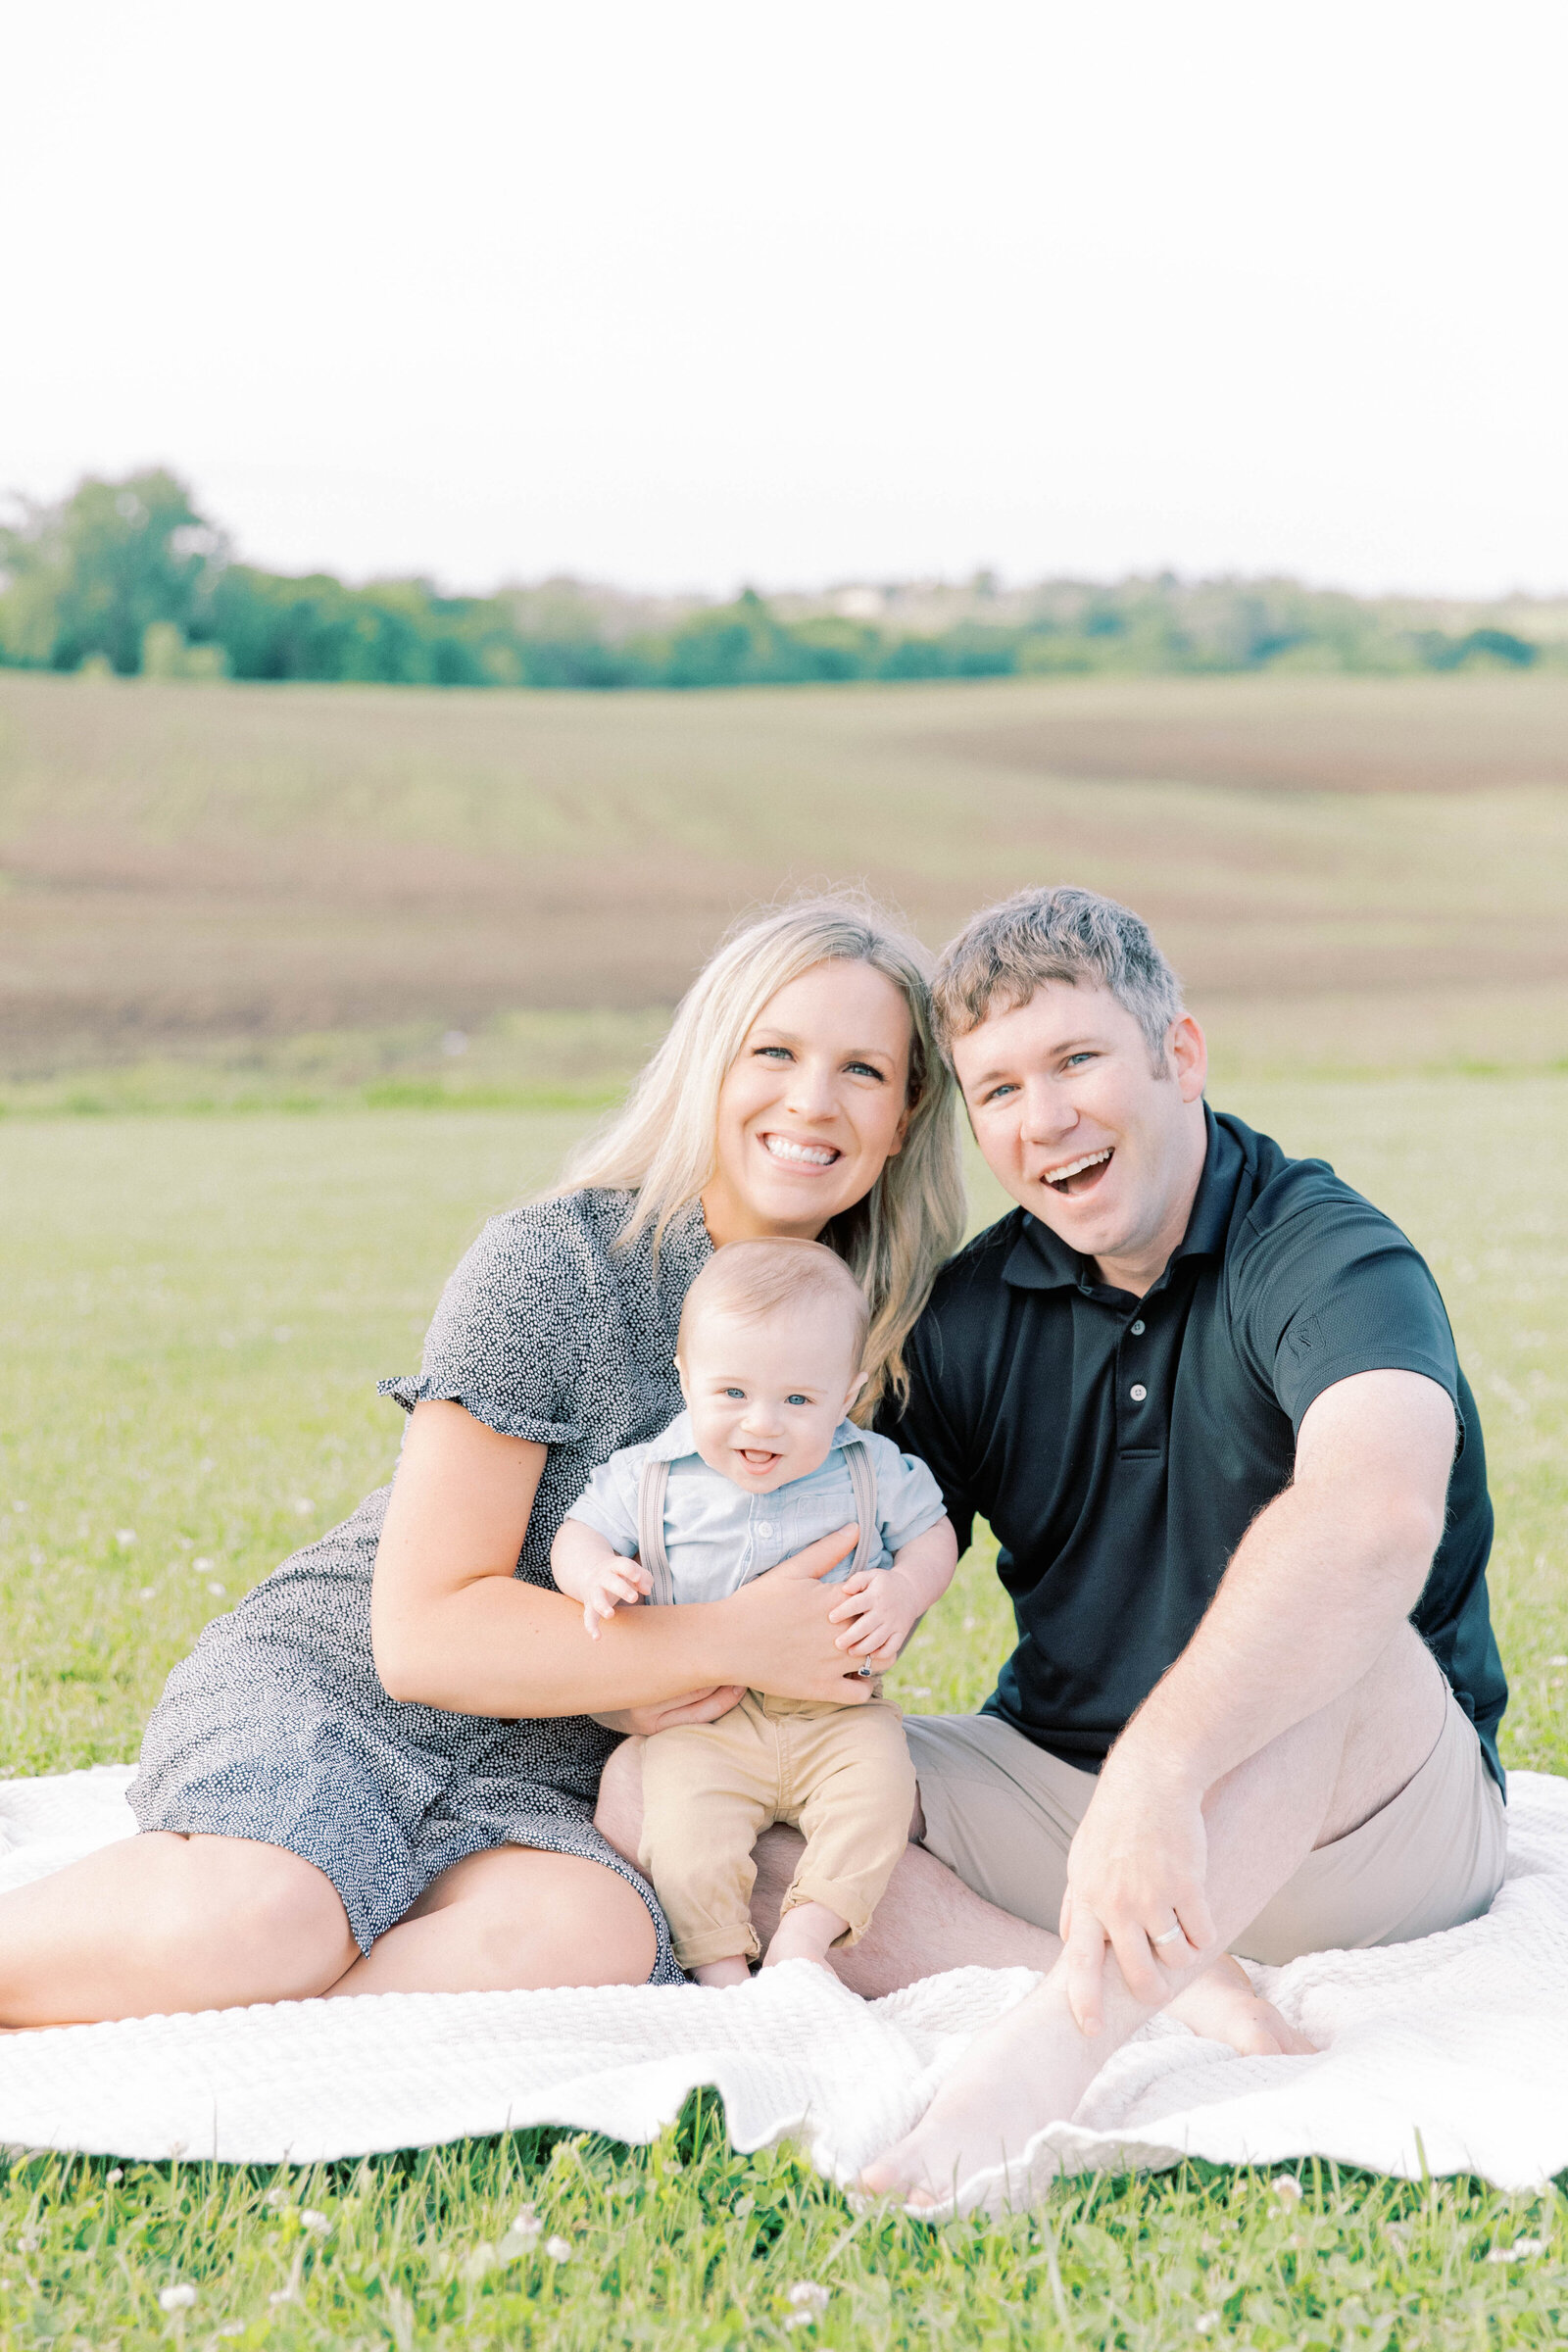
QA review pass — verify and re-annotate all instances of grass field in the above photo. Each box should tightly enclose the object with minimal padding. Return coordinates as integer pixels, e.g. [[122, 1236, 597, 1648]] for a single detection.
[[5, 669, 1568, 1096], [2, 1081, 1565, 2344]]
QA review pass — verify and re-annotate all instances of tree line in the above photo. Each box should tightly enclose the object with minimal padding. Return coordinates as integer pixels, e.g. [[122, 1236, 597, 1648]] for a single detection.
[[0, 467, 1557, 690]]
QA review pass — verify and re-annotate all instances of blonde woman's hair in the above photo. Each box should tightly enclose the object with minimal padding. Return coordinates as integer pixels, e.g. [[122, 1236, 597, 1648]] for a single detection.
[[678, 1239, 870, 1373], [556, 894, 965, 1417]]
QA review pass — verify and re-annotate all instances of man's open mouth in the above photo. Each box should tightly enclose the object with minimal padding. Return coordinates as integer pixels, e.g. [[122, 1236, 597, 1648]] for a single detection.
[[761, 1133, 840, 1168], [1043, 1147, 1113, 1198]]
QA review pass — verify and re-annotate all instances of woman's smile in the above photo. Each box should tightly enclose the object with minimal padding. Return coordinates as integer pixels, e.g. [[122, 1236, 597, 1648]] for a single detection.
[[760, 1131, 842, 1169]]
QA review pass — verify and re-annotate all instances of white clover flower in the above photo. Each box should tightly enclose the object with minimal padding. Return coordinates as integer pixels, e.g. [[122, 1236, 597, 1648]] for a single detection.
[[264, 2187, 290, 2209], [784, 2279, 831, 2327], [158, 2283, 198, 2312], [300, 2210, 329, 2233], [544, 2234, 573, 2263], [511, 2205, 542, 2242], [1195, 2314, 1220, 2336], [217, 2323, 246, 2337], [1269, 2177, 1303, 2206], [1488, 2235, 1546, 2263], [106, 2169, 123, 2185], [268, 2288, 297, 2308]]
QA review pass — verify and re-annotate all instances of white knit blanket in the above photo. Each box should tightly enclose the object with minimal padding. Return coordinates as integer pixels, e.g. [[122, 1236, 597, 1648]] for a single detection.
[[3, 1765, 1564, 2206]]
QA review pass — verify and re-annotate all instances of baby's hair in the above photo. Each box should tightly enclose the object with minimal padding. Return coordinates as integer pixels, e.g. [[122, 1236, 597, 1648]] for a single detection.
[[678, 1239, 870, 1371]]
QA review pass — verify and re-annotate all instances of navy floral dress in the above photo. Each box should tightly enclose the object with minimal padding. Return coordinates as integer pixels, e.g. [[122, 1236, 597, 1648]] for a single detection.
[[129, 1190, 712, 1979]]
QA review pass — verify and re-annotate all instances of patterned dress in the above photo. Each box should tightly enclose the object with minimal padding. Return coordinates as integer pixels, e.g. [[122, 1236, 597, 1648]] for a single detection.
[[129, 1189, 712, 1980]]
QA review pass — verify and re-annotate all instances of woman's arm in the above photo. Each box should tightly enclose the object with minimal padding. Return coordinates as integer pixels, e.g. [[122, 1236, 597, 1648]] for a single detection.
[[371, 1401, 869, 1717]]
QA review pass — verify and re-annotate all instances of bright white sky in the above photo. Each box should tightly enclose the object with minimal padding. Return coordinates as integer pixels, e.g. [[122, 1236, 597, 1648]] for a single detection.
[[4, 0, 1564, 598]]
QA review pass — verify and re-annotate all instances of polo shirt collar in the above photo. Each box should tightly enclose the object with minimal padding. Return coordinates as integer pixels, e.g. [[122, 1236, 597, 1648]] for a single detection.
[[1002, 1104, 1243, 1297]]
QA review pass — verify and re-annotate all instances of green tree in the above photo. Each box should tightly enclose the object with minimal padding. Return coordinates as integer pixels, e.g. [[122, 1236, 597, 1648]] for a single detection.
[[0, 469, 223, 674]]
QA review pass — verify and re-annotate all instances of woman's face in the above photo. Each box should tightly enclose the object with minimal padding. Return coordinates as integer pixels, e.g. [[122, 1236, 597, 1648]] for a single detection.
[[703, 959, 914, 1245]]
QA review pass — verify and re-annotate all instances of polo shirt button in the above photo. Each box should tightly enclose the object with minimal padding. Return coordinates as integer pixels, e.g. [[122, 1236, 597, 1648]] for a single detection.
[[1129, 1384, 1148, 1402], [757, 1521, 773, 1537], [1130, 1319, 1146, 1336]]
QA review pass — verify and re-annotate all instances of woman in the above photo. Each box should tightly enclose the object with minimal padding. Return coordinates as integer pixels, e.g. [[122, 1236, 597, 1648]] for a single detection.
[[0, 897, 965, 2024]]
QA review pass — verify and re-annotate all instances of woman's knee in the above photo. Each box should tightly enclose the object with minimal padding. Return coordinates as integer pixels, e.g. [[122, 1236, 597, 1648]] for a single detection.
[[470, 1852, 660, 1987], [155, 1836, 356, 1992]]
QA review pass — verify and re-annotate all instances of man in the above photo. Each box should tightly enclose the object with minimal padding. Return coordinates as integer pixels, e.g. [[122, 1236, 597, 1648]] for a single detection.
[[860, 884, 1505, 2204]]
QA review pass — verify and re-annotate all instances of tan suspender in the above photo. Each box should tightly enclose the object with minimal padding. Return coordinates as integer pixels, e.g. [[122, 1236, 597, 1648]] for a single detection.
[[635, 1438, 878, 1598], [637, 1455, 675, 1604]]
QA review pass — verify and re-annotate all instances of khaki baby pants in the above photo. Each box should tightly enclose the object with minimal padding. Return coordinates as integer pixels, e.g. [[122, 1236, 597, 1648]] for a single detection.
[[638, 1690, 917, 1973]]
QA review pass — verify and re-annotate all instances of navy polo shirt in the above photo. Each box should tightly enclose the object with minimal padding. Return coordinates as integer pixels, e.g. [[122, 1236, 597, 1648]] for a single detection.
[[881, 1108, 1507, 1790]]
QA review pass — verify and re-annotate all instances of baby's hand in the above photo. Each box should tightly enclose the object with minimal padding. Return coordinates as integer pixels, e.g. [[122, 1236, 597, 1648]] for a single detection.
[[827, 1567, 922, 1667], [579, 1555, 652, 1639]]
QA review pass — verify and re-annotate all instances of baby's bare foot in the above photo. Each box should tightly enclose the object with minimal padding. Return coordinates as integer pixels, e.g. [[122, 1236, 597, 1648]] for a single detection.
[[693, 1956, 752, 1987], [761, 1900, 849, 1971], [1168, 1955, 1316, 2056]]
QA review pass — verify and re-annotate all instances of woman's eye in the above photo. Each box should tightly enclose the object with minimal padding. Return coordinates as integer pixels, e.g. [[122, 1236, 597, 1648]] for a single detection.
[[755, 1045, 793, 1062], [982, 1082, 1018, 1104], [844, 1060, 884, 1082], [1065, 1052, 1095, 1067]]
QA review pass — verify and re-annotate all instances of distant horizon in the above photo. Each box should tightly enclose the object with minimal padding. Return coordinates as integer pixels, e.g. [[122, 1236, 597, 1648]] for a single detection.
[[9, 464, 1568, 614]]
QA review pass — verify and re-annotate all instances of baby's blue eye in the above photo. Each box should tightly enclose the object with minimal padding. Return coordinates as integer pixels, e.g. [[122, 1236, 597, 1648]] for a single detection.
[[785, 1393, 810, 1406], [723, 1386, 746, 1399]]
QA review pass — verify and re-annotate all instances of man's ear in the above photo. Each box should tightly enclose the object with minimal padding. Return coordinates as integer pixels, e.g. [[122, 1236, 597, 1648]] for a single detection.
[[1169, 1014, 1208, 1103]]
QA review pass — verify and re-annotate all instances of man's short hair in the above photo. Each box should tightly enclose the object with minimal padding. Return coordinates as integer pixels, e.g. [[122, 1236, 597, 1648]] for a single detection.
[[677, 1238, 870, 1369], [933, 885, 1185, 1068]]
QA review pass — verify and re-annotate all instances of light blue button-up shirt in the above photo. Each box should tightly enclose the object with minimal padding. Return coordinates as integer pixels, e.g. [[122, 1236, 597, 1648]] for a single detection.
[[565, 1412, 948, 1605]]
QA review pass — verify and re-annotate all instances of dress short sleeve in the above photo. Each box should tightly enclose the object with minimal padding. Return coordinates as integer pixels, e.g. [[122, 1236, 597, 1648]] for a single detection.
[[378, 1197, 610, 1446]]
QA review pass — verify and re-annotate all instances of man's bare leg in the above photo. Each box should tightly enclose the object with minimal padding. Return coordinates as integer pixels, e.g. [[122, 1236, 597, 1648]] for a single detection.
[[594, 1742, 1305, 2051], [860, 1626, 1446, 2206]]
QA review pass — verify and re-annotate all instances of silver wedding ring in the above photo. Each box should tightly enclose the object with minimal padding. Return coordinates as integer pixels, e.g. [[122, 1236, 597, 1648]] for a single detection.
[[1152, 1925, 1185, 1947]]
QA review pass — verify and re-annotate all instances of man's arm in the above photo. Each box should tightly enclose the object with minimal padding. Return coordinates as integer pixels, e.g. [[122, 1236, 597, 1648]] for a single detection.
[[1061, 1368, 1455, 2023]]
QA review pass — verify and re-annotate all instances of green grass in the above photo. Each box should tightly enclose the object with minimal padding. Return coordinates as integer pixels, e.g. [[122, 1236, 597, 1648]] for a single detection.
[[1, 1082, 1565, 2342]]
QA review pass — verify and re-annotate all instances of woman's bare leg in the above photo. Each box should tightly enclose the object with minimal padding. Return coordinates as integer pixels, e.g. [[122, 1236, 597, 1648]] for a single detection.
[[325, 1846, 659, 1995], [0, 1833, 358, 2027]]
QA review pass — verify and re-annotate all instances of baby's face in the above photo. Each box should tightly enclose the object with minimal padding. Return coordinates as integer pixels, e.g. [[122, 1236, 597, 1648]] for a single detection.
[[677, 1301, 863, 1493]]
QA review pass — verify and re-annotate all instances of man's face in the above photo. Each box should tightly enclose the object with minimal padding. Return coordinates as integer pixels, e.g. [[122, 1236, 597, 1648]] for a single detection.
[[950, 981, 1207, 1284]]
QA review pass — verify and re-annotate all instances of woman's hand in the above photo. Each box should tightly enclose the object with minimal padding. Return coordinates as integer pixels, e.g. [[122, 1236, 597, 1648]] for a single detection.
[[590, 1685, 746, 1738], [715, 1523, 873, 1702], [826, 1565, 922, 1669]]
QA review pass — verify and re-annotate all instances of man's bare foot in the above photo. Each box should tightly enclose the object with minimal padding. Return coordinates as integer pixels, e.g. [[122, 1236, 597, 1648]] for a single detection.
[[693, 1956, 752, 1987], [861, 1957, 1315, 2213], [1169, 1954, 1316, 2056], [761, 1899, 849, 1971], [861, 1975, 1099, 2211]]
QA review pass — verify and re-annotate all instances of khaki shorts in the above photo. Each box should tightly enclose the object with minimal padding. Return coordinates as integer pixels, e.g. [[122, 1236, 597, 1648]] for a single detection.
[[906, 1688, 1506, 1966]]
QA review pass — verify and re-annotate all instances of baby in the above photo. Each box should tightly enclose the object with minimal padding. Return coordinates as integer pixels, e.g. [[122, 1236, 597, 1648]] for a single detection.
[[552, 1237, 958, 1984]]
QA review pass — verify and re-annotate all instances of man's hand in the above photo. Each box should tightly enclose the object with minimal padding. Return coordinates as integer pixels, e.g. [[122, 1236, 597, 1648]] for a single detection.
[[827, 1566, 922, 1668], [1060, 1759, 1215, 2034]]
